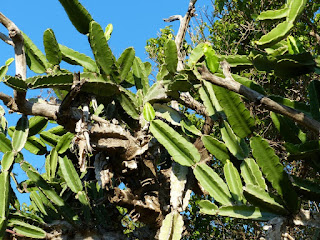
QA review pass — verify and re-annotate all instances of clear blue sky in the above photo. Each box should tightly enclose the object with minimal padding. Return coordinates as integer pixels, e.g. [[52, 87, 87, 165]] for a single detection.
[[0, 0, 213, 204]]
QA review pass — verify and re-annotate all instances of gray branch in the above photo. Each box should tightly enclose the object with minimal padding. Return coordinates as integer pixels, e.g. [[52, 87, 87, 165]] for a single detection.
[[198, 61, 320, 134], [0, 32, 13, 46]]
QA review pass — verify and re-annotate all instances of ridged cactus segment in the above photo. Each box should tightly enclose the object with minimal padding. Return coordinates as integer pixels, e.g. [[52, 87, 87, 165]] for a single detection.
[[58, 0, 93, 34], [59, 44, 99, 72], [12, 115, 29, 153], [89, 21, 115, 75], [194, 163, 233, 205], [164, 39, 178, 73], [150, 120, 200, 167], [58, 156, 83, 194], [22, 32, 51, 74], [43, 29, 62, 66]]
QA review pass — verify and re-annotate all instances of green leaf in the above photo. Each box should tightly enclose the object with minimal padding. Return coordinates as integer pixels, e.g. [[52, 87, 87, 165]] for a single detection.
[[43, 28, 62, 66], [204, 44, 219, 73], [30, 191, 48, 216], [143, 81, 169, 104], [240, 158, 267, 190], [308, 80, 320, 121], [150, 120, 200, 167], [132, 57, 149, 94], [213, 85, 254, 138], [255, 21, 294, 48], [0, 132, 12, 153], [89, 21, 115, 75], [21, 162, 76, 222], [76, 191, 91, 221], [188, 43, 205, 67], [194, 163, 233, 205], [40, 131, 61, 147], [199, 81, 218, 118], [164, 39, 178, 73], [292, 176, 320, 201], [22, 32, 51, 74], [28, 116, 48, 136], [9, 219, 46, 239], [5, 58, 14, 66], [250, 136, 299, 213], [218, 55, 252, 67], [3, 76, 28, 91], [287, 36, 302, 54], [159, 211, 184, 240], [270, 112, 304, 144], [0, 58, 13, 81], [58, 0, 93, 34], [59, 44, 99, 72], [24, 136, 47, 155], [243, 184, 288, 215], [104, 24, 113, 41], [198, 200, 218, 215], [143, 102, 155, 121], [153, 103, 183, 126], [0, 172, 10, 237], [224, 160, 244, 203], [45, 148, 58, 180], [55, 132, 74, 154], [287, 0, 307, 22], [221, 121, 247, 160], [12, 115, 29, 153], [180, 120, 202, 137], [1, 152, 15, 172], [202, 135, 229, 164], [214, 205, 279, 221], [256, 8, 288, 20], [59, 156, 83, 193], [117, 89, 140, 120], [117, 47, 135, 82], [28, 73, 73, 89]]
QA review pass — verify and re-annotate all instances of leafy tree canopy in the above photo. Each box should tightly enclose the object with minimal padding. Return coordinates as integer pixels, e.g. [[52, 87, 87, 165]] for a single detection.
[[0, 0, 320, 239]]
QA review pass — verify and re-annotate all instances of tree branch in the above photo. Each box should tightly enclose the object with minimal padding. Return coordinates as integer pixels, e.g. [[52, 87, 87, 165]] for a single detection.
[[0, 12, 27, 113], [198, 61, 320, 134], [165, 0, 198, 70], [0, 32, 13, 46], [0, 12, 26, 80]]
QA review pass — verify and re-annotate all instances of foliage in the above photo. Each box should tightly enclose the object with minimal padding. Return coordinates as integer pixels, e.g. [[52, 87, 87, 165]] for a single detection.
[[0, 0, 320, 239]]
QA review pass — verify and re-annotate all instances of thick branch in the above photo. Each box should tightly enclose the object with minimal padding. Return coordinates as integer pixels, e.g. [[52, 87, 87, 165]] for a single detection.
[[198, 62, 320, 134], [0, 12, 26, 80]]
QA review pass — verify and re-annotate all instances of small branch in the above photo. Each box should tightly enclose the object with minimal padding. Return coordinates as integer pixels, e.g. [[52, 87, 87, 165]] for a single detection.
[[179, 92, 209, 117], [163, 15, 183, 22], [198, 62, 320, 134], [0, 32, 13, 46], [165, 0, 198, 71], [58, 72, 84, 114]]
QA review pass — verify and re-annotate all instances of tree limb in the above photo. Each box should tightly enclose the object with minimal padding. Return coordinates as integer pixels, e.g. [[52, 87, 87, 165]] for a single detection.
[[0, 32, 13, 46], [0, 12, 26, 80], [198, 61, 320, 134], [0, 12, 27, 113], [165, 0, 198, 70]]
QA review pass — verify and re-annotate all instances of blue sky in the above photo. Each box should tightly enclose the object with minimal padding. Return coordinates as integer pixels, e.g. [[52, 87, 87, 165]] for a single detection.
[[0, 0, 213, 205]]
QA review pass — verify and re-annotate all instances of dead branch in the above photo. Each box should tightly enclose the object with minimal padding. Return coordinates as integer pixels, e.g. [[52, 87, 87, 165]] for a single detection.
[[165, 0, 198, 70]]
